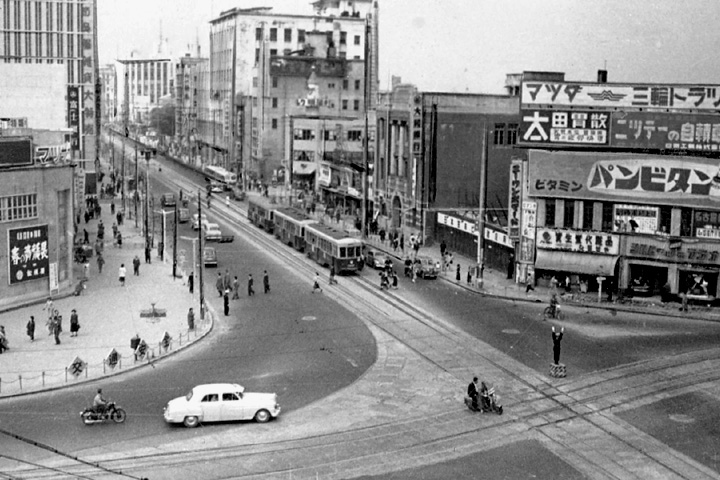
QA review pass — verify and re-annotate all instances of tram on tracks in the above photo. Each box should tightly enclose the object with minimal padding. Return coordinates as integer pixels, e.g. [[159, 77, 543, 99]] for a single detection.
[[273, 207, 317, 252], [304, 222, 363, 274], [248, 197, 275, 233]]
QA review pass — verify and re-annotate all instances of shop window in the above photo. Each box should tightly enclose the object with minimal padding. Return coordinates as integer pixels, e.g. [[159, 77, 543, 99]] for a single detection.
[[493, 124, 505, 145], [563, 201, 575, 228], [582, 201, 594, 230], [545, 200, 556, 227], [601, 202, 614, 232], [658, 206, 671, 234]]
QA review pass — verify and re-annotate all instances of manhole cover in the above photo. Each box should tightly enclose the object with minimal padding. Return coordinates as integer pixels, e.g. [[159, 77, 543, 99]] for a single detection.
[[669, 414, 695, 424], [502, 329, 521, 334], [301, 316, 317, 321]]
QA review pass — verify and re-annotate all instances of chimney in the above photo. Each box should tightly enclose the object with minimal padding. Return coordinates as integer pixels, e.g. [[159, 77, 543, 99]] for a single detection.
[[597, 69, 608, 83]]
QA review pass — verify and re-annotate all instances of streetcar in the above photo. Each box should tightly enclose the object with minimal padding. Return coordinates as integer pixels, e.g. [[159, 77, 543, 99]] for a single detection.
[[273, 207, 317, 252], [304, 223, 363, 274], [248, 198, 275, 233], [203, 165, 237, 189]]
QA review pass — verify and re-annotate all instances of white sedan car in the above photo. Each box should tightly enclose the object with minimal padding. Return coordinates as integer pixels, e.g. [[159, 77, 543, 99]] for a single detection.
[[164, 383, 280, 428]]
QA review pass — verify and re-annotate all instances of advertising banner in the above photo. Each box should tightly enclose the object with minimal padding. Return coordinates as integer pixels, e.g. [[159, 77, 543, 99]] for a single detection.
[[623, 235, 720, 266], [508, 159, 523, 239], [0, 137, 33, 167], [613, 204, 659, 234], [520, 110, 610, 146], [528, 150, 720, 209], [519, 201, 537, 263], [612, 112, 720, 152], [537, 227, 619, 255], [522, 81, 720, 112], [67, 86, 80, 151], [8, 225, 49, 285]]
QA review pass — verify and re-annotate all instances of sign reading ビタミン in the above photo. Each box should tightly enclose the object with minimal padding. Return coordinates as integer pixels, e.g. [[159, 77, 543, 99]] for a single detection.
[[8, 225, 49, 284]]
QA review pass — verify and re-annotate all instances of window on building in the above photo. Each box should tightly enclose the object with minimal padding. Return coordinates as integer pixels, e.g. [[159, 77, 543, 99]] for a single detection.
[[659, 206, 672, 234], [342, 99, 348, 110], [340, 31, 347, 44], [271, 118, 278, 129], [328, 82, 335, 89], [0, 194, 38, 222], [355, 79, 361, 90], [269, 28, 277, 42], [252, 77, 258, 87], [545, 200, 556, 228], [493, 124, 505, 145], [342, 79, 349, 90], [563, 201, 575, 228], [354, 35, 361, 45], [601, 202, 614, 232], [293, 129, 315, 140], [284, 28, 292, 42], [272, 76, 278, 88], [680, 208, 693, 237], [270, 49, 277, 57], [324, 129, 336, 141], [298, 29, 305, 43], [353, 99, 360, 110], [582, 201, 594, 230], [348, 130, 362, 141], [272, 97, 278, 108], [507, 123, 518, 145], [255, 48, 260, 63], [252, 97, 258, 107], [256, 27, 262, 41]]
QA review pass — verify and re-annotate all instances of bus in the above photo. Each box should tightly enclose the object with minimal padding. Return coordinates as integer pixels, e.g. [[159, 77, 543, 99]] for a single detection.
[[304, 223, 363, 274], [273, 207, 317, 252], [203, 165, 237, 188], [248, 198, 275, 233]]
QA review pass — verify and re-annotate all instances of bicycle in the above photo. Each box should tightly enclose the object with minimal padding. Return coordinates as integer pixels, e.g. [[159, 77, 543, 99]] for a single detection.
[[543, 304, 565, 320]]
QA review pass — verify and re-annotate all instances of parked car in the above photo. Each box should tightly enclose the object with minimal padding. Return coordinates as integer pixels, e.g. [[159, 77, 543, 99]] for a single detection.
[[365, 248, 391, 270], [178, 208, 190, 223], [414, 255, 441, 279], [229, 184, 246, 201], [163, 383, 281, 428], [161, 193, 176, 208], [202, 247, 218, 267], [192, 213, 208, 231], [203, 223, 222, 242], [207, 182, 224, 194]]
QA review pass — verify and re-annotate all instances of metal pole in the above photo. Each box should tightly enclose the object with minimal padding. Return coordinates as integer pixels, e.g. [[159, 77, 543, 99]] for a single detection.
[[134, 143, 138, 227], [121, 141, 125, 213], [476, 123, 488, 288], [198, 188, 205, 320], [173, 203, 178, 278], [361, 16, 371, 240], [145, 153, 150, 254], [161, 211, 166, 263]]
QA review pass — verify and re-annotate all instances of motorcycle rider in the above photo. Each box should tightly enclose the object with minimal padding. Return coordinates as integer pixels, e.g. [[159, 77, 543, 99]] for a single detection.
[[93, 388, 108, 414], [467, 376, 480, 410], [479, 381, 491, 411]]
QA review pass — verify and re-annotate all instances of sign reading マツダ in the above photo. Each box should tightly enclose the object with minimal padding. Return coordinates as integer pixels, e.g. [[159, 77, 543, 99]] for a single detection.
[[8, 225, 49, 285], [522, 81, 720, 112]]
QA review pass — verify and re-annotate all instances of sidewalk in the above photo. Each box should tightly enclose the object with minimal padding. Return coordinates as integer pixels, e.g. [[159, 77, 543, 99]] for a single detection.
[[0, 193, 211, 397]]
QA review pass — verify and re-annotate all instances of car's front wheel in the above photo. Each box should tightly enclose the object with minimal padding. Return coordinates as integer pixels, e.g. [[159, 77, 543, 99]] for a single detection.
[[254, 409, 271, 423], [183, 416, 200, 428]]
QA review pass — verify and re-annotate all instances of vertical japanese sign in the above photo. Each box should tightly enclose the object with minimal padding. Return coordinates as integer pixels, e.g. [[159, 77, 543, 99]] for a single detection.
[[508, 159, 523, 239], [68, 86, 81, 151], [8, 225, 49, 285], [519, 201, 537, 263]]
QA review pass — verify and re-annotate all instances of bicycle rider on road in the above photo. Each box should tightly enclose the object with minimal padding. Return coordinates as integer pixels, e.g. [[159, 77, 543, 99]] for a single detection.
[[549, 292, 559, 317]]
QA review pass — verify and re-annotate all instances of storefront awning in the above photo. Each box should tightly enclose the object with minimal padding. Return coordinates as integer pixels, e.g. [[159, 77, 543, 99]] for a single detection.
[[535, 250, 619, 276], [293, 161, 317, 175]]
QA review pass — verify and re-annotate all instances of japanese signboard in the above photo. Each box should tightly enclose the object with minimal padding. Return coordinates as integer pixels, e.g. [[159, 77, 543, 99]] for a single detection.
[[519, 201, 537, 263], [613, 204, 659, 234], [67, 86, 80, 151], [8, 225, 49, 285], [528, 150, 720, 209], [694, 210, 720, 239], [520, 110, 610, 146], [612, 112, 720, 152], [0, 137, 33, 167], [522, 81, 720, 112], [623, 236, 720, 266], [484, 227, 513, 248], [508, 159, 523, 239], [537, 228, 619, 255], [437, 212, 477, 235]]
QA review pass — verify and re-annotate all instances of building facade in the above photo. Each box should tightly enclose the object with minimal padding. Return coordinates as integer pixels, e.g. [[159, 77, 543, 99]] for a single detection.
[[98, 63, 117, 125], [116, 57, 176, 126], [207, 0, 378, 184], [519, 74, 720, 301], [0, 0, 100, 161], [174, 54, 207, 166]]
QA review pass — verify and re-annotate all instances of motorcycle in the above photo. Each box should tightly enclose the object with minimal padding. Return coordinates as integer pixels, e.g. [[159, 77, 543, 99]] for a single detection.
[[464, 387, 503, 415], [80, 401, 127, 425]]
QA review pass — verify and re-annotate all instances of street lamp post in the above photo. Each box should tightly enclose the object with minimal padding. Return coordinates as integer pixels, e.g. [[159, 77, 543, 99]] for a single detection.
[[197, 188, 205, 320], [157, 209, 172, 263]]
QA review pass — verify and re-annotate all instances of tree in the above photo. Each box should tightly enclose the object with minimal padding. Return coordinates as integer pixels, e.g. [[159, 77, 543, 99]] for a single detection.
[[148, 103, 175, 137]]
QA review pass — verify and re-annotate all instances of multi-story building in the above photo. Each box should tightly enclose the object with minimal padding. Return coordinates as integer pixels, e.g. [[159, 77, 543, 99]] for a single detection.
[[375, 81, 524, 274], [174, 54, 207, 166], [206, 0, 379, 186], [0, 0, 100, 161], [518, 72, 720, 301], [98, 64, 117, 125], [115, 56, 176, 126]]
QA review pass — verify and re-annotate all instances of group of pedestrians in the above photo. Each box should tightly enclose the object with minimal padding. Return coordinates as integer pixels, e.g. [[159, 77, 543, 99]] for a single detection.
[[31, 297, 82, 345], [214, 268, 271, 316]]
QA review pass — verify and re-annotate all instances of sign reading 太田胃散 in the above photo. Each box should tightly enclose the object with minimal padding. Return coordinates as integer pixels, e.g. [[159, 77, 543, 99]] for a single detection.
[[8, 225, 49, 285]]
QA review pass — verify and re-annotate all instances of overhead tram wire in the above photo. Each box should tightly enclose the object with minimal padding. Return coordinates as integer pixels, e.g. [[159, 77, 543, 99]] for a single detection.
[[0, 428, 149, 480]]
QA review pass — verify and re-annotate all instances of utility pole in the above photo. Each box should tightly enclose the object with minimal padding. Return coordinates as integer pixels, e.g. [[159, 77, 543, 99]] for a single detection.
[[476, 123, 488, 288], [361, 16, 371, 239], [173, 202, 178, 279], [197, 188, 205, 320], [134, 143, 138, 228], [229, 15, 238, 180], [145, 151, 150, 256]]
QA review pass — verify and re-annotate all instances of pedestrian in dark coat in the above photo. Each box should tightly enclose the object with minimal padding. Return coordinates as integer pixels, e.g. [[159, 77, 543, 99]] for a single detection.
[[133, 255, 141, 276], [263, 270, 270, 293], [187, 308, 195, 330], [467, 266, 472, 285], [552, 326, 564, 365], [83, 228, 89, 244], [456, 264, 461, 281], [232, 276, 240, 299], [223, 290, 230, 316], [26, 316, 35, 341], [248, 274, 255, 296], [70, 309, 80, 337], [223, 269, 232, 291], [145, 245, 152, 264], [312, 272, 323, 293], [440, 239, 447, 257], [187, 272, 194, 294], [53, 316, 62, 345], [96, 253, 105, 274], [216, 273, 224, 297]]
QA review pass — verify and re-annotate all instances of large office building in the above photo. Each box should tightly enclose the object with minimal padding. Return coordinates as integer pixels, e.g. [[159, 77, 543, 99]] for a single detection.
[[115, 56, 176, 126], [206, 0, 379, 186], [0, 0, 100, 161]]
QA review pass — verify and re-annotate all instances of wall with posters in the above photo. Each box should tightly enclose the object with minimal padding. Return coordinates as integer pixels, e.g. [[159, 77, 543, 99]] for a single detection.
[[0, 165, 74, 309]]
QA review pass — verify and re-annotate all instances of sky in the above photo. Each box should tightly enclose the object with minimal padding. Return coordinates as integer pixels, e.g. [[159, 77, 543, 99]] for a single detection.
[[98, 0, 720, 94]]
